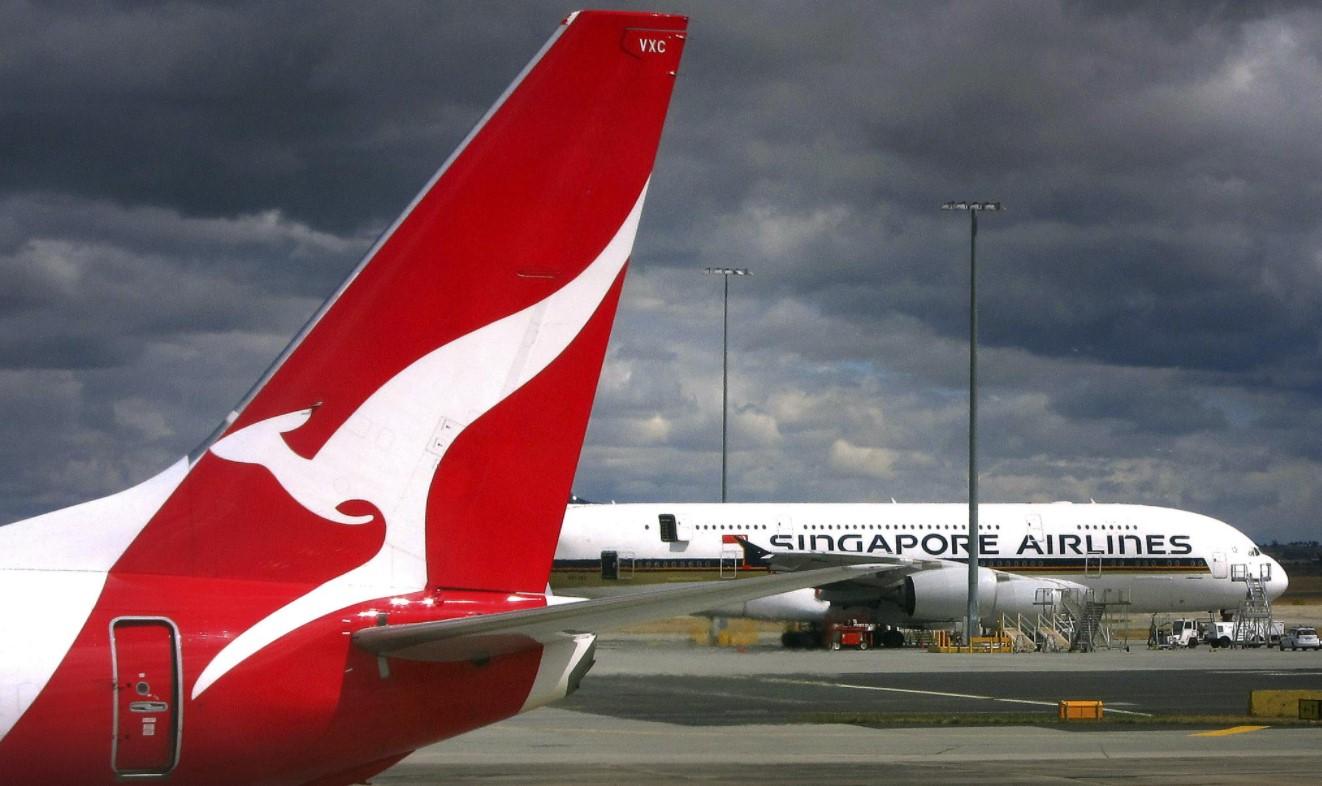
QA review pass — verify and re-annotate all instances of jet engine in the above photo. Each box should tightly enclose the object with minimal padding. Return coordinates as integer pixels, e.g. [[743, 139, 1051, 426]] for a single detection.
[[902, 565, 1086, 624]]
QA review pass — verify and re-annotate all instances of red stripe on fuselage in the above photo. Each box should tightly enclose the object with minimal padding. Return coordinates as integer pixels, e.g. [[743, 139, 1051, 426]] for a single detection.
[[0, 575, 546, 784]]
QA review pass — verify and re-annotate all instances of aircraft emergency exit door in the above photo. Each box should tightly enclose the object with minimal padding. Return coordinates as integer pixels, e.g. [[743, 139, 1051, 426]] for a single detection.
[[111, 617, 181, 776]]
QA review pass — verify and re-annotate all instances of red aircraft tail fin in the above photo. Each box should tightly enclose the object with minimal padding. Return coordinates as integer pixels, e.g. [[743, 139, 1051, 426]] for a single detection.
[[103, 10, 688, 596], [0, 8, 689, 756]]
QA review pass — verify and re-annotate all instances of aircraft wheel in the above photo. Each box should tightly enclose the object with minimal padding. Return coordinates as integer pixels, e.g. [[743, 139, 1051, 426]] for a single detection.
[[803, 624, 825, 650]]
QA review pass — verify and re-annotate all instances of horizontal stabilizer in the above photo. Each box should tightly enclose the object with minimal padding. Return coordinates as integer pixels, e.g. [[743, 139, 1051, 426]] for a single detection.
[[353, 563, 892, 662]]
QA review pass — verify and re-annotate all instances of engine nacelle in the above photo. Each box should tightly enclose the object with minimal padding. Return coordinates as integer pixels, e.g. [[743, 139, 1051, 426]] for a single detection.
[[904, 566, 997, 621], [903, 566, 1086, 624]]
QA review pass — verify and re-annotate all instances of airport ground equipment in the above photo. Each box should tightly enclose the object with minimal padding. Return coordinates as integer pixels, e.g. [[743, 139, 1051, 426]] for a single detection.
[[1204, 618, 1284, 648], [1063, 592, 1107, 651], [1037, 587, 1125, 652], [1165, 617, 1204, 648], [925, 629, 1014, 653], [998, 611, 1065, 652], [996, 613, 1042, 652], [1230, 565, 1276, 646], [1058, 700, 1104, 720], [993, 585, 1130, 653], [830, 622, 875, 650]]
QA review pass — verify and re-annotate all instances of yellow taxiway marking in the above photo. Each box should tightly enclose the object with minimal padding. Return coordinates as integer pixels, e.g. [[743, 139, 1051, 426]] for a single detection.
[[1191, 725, 1269, 737]]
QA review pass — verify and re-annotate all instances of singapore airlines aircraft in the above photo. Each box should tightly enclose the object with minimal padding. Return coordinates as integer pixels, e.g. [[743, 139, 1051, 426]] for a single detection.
[[0, 12, 893, 784], [553, 501, 1288, 642]]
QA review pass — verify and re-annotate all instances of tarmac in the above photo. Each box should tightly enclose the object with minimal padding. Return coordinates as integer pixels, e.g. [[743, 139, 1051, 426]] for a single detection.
[[376, 632, 1322, 785]]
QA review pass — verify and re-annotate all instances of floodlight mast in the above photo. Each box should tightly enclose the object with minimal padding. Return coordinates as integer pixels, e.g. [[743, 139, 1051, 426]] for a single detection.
[[704, 267, 751, 503], [940, 200, 1002, 646]]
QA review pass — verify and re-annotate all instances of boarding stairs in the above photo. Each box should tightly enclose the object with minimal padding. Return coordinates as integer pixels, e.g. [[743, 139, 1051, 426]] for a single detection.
[[1049, 589, 1120, 652], [995, 587, 1128, 654], [1230, 570, 1273, 647], [994, 610, 1072, 653], [996, 613, 1040, 653], [1056, 591, 1093, 651], [1039, 614, 1072, 652], [1069, 600, 1108, 652]]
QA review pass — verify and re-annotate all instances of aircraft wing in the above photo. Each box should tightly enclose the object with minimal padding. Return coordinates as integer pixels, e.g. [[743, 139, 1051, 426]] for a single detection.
[[736, 535, 949, 588], [353, 563, 893, 663], [763, 552, 951, 593]]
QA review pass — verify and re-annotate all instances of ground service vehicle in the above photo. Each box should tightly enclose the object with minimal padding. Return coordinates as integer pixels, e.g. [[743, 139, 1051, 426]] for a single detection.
[[831, 623, 876, 650], [1166, 618, 1204, 648], [1280, 627, 1320, 651], [1204, 619, 1284, 648]]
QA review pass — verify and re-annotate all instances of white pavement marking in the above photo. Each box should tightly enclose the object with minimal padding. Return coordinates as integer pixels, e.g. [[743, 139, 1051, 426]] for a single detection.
[[763, 677, 1154, 716]]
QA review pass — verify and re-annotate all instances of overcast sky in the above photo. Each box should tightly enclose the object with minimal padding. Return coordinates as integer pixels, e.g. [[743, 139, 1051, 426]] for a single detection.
[[2, 1, 1319, 544]]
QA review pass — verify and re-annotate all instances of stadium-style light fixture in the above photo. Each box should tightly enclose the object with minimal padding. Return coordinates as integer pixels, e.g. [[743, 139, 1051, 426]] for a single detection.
[[704, 266, 751, 503], [942, 201, 1003, 212], [941, 200, 1003, 647]]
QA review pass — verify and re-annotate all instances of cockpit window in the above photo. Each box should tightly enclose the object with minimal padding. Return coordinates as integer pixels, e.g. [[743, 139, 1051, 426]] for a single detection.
[[1248, 547, 1260, 556]]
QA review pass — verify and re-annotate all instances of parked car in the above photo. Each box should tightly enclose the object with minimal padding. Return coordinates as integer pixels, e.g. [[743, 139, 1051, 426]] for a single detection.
[[1279, 626, 1320, 651]]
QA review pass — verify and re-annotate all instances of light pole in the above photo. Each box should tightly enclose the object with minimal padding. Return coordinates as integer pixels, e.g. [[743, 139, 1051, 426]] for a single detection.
[[704, 267, 750, 503], [941, 200, 1002, 646]]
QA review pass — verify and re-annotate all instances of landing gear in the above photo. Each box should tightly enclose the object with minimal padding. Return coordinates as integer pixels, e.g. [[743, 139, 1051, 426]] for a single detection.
[[780, 630, 807, 649], [781, 623, 825, 650], [780, 622, 909, 650]]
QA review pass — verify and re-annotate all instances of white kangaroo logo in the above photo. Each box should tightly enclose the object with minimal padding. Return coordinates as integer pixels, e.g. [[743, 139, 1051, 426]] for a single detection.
[[209, 408, 373, 525], [192, 184, 648, 698]]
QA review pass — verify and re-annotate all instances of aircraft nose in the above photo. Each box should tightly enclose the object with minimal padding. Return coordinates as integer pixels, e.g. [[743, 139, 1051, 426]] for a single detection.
[[1268, 558, 1289, 600]]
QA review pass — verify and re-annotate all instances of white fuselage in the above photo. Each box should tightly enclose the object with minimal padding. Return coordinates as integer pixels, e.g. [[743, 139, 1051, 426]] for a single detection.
[[552, 502, 1287, 625]]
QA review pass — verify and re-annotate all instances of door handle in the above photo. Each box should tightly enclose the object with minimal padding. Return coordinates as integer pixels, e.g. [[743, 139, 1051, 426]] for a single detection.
[[128, 701, 169, 713]]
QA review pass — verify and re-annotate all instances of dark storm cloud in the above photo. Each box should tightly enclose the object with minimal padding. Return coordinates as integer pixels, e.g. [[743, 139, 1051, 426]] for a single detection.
[[0, 194, 361, 371], [1, 1, 1319, 543], [643, 1, 1322, 380], [1048, 372, 1228, 436], [0, 1, 548, 231]]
